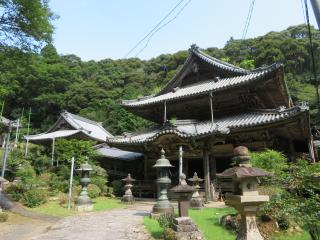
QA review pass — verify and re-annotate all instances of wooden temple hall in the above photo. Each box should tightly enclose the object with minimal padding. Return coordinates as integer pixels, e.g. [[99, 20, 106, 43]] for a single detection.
[[107, 44, 316, 200]]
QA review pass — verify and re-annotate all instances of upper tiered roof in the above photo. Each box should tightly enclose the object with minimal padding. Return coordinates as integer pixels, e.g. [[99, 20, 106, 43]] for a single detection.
[[121, 45, 291, 123]]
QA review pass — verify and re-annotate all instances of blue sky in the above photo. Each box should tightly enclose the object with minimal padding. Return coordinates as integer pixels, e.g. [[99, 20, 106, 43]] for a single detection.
[[49, 0, 317, 61]]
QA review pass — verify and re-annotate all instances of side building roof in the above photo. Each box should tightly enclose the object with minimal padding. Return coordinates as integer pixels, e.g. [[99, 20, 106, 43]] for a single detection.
[[26, 111, 113, 143]]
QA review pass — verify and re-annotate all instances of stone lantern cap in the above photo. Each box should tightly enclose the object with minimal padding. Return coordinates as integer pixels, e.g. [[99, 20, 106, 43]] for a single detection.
[[217, 166, 272, 180], [122, 173, 136, 183], [76, 162, 93, 172], [153, 149, 174, 168], [188, 172, 203, 183], [170, 174, 195, 201]]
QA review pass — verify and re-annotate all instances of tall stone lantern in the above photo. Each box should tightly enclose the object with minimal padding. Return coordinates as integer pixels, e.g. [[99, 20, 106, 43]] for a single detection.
[[151, 149, 174, 216], [76, 162, 93, 212], [122, 173, 135, 204], [188, 172, 204, 209], [217, 146, 272, 240]]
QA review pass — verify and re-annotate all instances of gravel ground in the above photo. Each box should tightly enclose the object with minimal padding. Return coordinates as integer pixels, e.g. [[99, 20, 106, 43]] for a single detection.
[[29, 204, 152, 240]]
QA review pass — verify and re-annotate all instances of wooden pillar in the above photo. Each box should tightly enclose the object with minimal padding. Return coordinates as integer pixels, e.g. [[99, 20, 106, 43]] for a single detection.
[[308, 138, 316, 163], [203, 149, 211, 202]]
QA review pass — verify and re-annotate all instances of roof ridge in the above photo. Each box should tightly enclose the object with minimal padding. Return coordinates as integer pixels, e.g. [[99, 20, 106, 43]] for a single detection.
[[190, 45, 248, 73], [62, 111, 113, 137]]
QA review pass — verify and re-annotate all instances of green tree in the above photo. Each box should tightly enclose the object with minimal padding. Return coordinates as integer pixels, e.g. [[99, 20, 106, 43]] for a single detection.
[[0, 0, 55, 50]]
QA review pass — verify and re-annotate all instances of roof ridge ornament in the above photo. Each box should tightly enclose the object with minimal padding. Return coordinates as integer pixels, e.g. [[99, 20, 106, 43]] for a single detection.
[[189, 44, 200, 52], [298, 101, 309, 111]]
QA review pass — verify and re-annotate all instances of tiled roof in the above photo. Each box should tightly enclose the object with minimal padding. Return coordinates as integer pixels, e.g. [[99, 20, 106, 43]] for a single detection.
[[191, 46, 249, 75], [95, 144, 143, 161], [107, 106, 307, 145], [60, 111, 113, 142], [122, 63, 282, 108]]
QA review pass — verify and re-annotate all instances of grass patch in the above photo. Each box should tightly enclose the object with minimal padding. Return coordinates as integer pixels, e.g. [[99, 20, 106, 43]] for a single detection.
[[28, 201, 77, 217], [190, 207, 236, 240], [29, 197, 126, 217], [143, 216, 164, 239], [92, 197, 125, 211]]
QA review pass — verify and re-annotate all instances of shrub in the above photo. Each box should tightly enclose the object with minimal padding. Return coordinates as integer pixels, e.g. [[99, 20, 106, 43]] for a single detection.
[[5, 184, 25, 201], [87, 184, 101, 199], [111, 180, 123, 196], [157, 213, 174, 229], [21, 188, 47, 208], [250, 149, 287, 176], [91, 175, 107, 192], [48, 173, 69, 193], [0, 212, 8, 222], [163, 228, 177, 240]]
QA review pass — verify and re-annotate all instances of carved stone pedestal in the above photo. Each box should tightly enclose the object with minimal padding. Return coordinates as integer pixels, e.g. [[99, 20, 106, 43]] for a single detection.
[[173, 217, 203, 240]]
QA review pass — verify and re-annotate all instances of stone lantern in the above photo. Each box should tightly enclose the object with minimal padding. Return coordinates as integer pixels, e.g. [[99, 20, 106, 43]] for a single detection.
[[217, 146, 272, 240], [76, 162, 93, 212], [169, 174, 203, 240], [188, 172, 204, 209], [122, 173, 135, 204], [151, 149, 174, 216]]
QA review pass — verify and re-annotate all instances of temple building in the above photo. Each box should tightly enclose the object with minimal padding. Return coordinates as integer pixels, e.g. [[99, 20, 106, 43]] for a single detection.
[[107, 45, 315, 200], [25, 111, 142, 172]]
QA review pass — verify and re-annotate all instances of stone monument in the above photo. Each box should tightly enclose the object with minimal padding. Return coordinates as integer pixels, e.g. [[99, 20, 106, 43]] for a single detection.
[[76, 162, 93, 212], [188, 172, 204, 209], [122, 173, 135, 204], [217, 146, 272, 240], [151, 149, 174, 217]]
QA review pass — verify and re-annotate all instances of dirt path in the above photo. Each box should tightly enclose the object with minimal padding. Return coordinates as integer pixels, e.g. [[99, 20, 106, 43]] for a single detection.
[[29, 204, 152, 240], [0, 212, 53, 240]]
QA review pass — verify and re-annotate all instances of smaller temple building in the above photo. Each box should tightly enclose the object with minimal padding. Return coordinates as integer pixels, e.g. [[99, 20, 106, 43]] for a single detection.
[[25, 111, 142, 173], [107, 45, 316, 200]]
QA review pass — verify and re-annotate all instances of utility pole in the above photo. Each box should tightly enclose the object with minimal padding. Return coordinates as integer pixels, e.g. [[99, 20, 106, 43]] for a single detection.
[[310, 0, 320, 28]]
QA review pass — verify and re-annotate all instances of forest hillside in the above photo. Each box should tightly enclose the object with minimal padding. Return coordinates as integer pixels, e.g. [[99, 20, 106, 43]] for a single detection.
[[0, 24, 319, 135]]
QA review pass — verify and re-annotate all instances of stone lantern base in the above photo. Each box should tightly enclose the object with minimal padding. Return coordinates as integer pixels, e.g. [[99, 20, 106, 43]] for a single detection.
[[190, 197, 203, 209], [151, 205, 174, 219], [122, 194, 134, 204], [172, 217, 204, 240], [76, 195, 93, 212]]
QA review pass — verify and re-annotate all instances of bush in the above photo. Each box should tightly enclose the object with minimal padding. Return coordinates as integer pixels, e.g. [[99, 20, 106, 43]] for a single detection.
[[157, 213, 174, 229], [0, 212, 8, 222], [163, 228, 177, 240], [111, 180, 123, 196], [250, 149, 287, 176], [48, 173, 69, 193], [5, 184, 25, 201], [87, 184, 101, 199], [21, 188, 47, 208], [91, 175, 107, 192]]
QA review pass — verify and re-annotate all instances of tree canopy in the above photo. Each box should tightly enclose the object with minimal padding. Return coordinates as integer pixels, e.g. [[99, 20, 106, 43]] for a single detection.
[[0, 0, 54, 50]]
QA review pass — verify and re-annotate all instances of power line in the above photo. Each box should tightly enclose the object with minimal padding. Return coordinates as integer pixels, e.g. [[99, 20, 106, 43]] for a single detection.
[[134, 0, 192, 57], [300, 0, 307, 24], [242, 0, 256, 39], [124, 0, 187, 58], [304, 0, 320, 120]]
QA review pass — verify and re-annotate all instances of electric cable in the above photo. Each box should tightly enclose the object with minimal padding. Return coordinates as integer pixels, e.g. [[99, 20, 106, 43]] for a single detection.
[[124, 0, 186, 58], [242, 0, 256, 39], [134, 0, 192, 57]]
